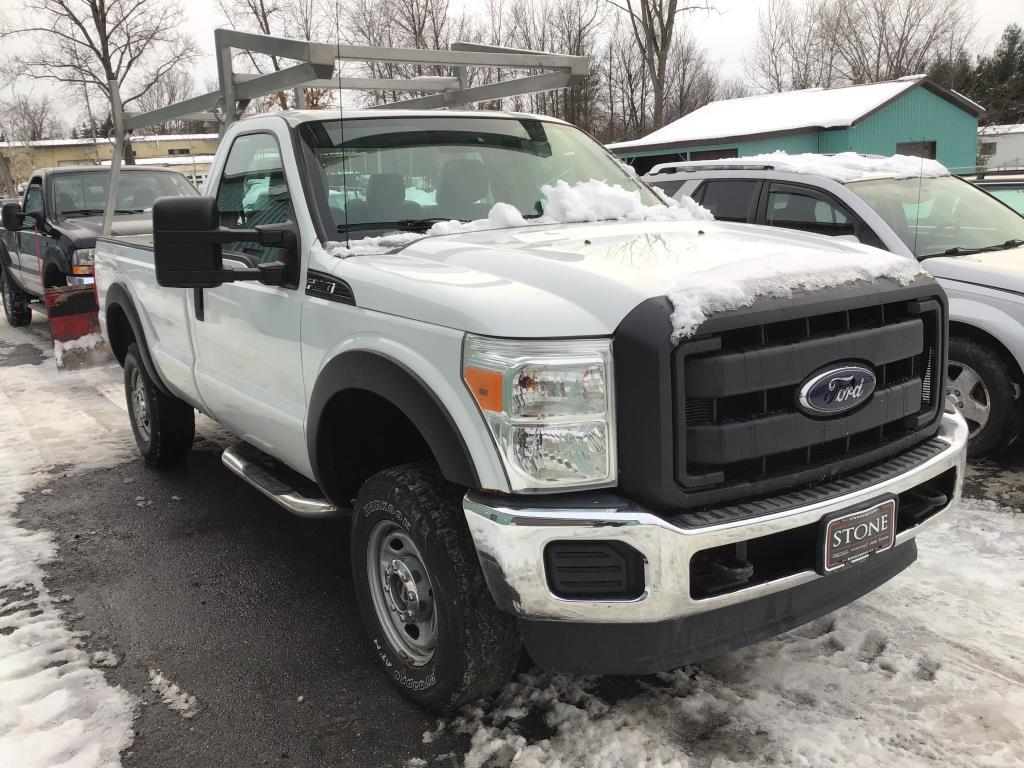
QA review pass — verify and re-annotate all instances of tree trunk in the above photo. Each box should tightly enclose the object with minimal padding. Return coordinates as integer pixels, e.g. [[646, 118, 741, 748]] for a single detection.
[[123, 138, 136, 166]]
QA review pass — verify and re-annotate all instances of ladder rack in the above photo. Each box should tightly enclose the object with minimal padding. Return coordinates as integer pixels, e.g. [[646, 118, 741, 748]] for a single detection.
[[101, 28, 591, 233]]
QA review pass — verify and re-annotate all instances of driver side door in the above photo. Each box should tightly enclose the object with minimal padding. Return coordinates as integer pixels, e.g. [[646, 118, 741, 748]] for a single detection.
[[14, 178, 44, 294], [188, 130, 310, 474]]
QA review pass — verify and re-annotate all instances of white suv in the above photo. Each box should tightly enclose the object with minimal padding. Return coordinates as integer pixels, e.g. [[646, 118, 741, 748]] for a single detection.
[[644, 154, 1024, 456]]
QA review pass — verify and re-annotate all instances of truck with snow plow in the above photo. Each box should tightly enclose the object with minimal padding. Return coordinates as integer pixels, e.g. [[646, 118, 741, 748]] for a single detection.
[[93, 106, 969, 709]]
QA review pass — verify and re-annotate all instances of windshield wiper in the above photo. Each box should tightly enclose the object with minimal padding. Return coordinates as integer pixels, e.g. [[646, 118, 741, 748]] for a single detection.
[[60, 208, 104, 217], [114, 208, 147, 214], [337, 218, 462, 234], [921, 239, 1024, 260]]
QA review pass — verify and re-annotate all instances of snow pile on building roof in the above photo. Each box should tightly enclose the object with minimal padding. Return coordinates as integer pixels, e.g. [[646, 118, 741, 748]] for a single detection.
[[440, 497, 1024, 768], [608, 77, 926, 151], [667, 239, 925, 342], [735, 151, 950, 183], [320, 179, 711, 256], [979, 124, 1024, 136]]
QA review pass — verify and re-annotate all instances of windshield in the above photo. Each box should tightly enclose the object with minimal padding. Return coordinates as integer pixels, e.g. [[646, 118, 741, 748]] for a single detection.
[[53, 170, 198, 218], [299, 116, 660, 235], [849, 175, 1024, 258], [986, 186, 1024, 216]]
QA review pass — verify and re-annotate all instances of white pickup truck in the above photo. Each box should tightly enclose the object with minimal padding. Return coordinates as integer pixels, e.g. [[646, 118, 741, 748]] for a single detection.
[[95, 109, 968, 710]]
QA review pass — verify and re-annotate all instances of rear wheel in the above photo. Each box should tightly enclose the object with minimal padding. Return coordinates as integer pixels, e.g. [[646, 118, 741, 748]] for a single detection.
[[351, 464, 520, 711], [124, 343, 195, 466], [947, 336, 1021, 457], [1, 268, 32, 327]]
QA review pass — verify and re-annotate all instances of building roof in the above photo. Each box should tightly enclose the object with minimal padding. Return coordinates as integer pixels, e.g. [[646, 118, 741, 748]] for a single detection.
[[979, 124, 1024, 137], [608, 76, 985, 154], [0, 133, 218, 149]]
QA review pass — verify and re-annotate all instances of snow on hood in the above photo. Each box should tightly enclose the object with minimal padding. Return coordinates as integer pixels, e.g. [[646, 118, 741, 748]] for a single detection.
[[666, 243, 925, 342], [317, 179, 712, 257], [738, 151, 950, 183]]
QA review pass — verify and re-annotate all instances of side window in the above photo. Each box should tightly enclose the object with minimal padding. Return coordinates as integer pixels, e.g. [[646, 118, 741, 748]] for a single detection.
[[766, 184, 856, 238], [23, 181, 44, 215], [651, 179, 684, 198], [697, 179, 759, 222], [216, 133, 294, 264]]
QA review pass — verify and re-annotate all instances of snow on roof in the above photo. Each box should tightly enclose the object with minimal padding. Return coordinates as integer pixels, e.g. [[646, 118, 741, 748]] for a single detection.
[[100, 155, 215, 167], [651, 151, 950, 183], [0, 133, 217, 149], [979, 124, 1024, 137], [610, 76, 943, 152]]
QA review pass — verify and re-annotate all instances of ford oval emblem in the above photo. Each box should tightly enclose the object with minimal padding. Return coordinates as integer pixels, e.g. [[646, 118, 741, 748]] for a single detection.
[[798, 364, 877, 416]]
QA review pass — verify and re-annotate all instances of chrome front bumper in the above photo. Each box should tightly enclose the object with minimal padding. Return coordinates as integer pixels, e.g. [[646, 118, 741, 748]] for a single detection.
[[464, 412, 968, 624]]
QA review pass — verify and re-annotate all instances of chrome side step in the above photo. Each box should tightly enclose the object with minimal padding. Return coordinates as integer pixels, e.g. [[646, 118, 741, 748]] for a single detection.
[[222, 442, 339, 519]]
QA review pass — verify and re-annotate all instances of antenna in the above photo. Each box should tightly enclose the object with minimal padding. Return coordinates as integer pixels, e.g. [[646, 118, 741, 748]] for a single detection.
[[335, 2, 350, 249], [912, 142, 925, 258]]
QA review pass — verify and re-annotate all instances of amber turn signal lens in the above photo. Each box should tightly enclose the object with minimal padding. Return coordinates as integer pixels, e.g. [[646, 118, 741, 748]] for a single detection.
[[464, 366, 503, 412]]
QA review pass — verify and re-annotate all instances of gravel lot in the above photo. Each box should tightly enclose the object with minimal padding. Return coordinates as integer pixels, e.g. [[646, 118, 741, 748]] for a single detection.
[[2, 315, 1022, 768]]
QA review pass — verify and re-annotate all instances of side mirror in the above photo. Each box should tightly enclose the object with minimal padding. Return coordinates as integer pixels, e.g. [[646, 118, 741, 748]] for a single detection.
[[153, 196, 224, 288], [153, 196, 298, 289], [2, 201, 25, 231]]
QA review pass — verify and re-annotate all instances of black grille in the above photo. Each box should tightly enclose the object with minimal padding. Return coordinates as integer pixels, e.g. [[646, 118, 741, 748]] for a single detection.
[[674, 296, 944, 507]]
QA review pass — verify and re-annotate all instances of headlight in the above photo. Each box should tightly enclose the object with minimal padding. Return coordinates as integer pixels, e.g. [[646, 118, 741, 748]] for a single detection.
[[463, 335, 615, 491], [72, 248, 95, 275]]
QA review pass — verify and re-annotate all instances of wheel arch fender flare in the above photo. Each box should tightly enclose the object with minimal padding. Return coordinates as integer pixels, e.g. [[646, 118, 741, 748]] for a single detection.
[[306, 350, 481, 491], [104, 282, 172, 396], [947, 296, 1024, 382]]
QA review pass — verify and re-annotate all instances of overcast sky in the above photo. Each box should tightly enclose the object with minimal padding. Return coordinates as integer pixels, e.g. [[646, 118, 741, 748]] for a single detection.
[[5, 0, 1020, 108]]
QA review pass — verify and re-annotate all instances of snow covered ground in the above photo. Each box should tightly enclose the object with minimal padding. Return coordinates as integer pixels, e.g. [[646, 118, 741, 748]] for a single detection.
[[1, 316, 1023, 768], [0, 319, 138, 768]]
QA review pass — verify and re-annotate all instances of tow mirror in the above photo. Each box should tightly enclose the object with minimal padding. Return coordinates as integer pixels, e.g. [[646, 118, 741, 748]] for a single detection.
[[2, 201, 26, 231], [153, 196, 298, 289]]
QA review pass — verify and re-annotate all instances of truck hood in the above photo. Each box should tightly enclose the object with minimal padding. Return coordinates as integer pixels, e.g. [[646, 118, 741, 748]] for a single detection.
[[923, 246, 1024, 295], [60, 213, 154, 244], [335, 219, 927, 338]]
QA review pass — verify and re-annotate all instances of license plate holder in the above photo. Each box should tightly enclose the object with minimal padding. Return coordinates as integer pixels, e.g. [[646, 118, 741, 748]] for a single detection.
[[817, 497, 897, 574]]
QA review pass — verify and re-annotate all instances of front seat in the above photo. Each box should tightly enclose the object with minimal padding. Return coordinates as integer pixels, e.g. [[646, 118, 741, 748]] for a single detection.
[[436, 159, 491, 220], [350, 173, 421, 224]]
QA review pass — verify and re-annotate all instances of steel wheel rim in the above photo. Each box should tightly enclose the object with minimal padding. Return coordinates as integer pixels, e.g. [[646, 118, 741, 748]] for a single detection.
[[366, 521, 437, 666], [129, 367, 151, 442], [948, 361, 991, 437]]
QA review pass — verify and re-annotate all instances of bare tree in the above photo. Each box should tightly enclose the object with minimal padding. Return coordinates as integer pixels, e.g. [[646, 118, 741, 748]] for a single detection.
[[218, 0, 334, 111], [1, 0, 198, 163], [747, 0, 974, 92], [0, 94, 65, 143], [603, 0, 712, 128]]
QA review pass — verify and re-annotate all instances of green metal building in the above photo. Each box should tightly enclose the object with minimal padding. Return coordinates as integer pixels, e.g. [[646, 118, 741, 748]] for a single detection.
[[608, 75, 984, 175]]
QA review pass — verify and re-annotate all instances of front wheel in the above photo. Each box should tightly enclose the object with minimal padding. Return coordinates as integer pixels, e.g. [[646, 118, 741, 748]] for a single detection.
[[1, 268, 32, 327], [124, 343, 195, 466], [947, 336, 1022, 457], [351, 464, 520, 711]]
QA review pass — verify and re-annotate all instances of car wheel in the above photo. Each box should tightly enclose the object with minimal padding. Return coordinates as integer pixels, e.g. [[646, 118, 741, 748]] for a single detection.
[[351, 463, 520, 711], [1, 268, 33, 327], [124, 342, 195, 466], [947, 336, 1021, 457]]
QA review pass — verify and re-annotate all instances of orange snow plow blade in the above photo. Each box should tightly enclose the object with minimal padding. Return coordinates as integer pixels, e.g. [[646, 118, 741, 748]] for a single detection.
[[44, 284, 112, 370]]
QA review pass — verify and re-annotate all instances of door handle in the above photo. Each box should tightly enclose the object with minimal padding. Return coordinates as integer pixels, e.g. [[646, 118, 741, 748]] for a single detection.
[[194, 287, 204, 321]]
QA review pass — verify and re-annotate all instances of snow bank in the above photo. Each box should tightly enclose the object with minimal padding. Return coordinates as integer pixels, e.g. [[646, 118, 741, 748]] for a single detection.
[[668, 246, 925, 342], [738, 150, 949, 183], [0, 323, 139, 768], [53, 332, 107, 369], [319, 179, 712, 256], [442, 497, 1024, 768]]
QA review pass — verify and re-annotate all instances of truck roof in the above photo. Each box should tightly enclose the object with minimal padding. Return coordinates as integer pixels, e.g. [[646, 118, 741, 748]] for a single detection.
[[28, 165, 191, 177], [274, 109, 570, 126]]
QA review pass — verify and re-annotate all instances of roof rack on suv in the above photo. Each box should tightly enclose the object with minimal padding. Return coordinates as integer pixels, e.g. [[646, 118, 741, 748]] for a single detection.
[[650, 163, 776, 175]]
